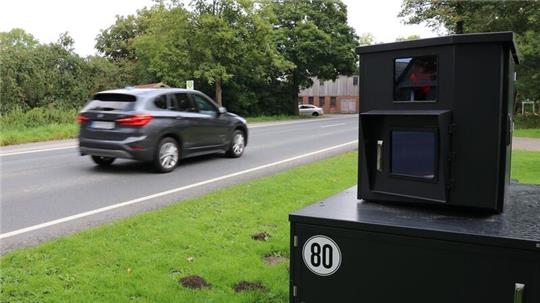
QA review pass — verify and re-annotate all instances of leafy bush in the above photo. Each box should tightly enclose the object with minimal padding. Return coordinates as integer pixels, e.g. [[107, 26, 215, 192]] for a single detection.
[[514, 113, 540, 129], [0, 107, 78, 129]]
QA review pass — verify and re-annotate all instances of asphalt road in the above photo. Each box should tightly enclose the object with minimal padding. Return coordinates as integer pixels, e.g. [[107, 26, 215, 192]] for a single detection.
[[0, 115, 358, 253]]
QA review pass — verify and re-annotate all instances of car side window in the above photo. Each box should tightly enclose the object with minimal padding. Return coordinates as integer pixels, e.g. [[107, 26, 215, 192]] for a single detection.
[[170, 93, 196, 112], [154, 95, 168, 109], [191, 94, 217, 116]]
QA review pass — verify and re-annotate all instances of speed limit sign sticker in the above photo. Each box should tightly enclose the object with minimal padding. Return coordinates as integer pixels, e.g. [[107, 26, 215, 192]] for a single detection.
[[302, 235, 342, 276]]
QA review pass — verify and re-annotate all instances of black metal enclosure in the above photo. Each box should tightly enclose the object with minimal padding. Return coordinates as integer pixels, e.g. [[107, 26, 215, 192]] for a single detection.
[[289, 185, 540, 303], [356, 32, 519, 212]]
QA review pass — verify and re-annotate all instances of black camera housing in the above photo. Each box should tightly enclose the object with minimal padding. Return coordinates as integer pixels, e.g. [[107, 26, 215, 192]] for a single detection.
[[357, 32, 518, 212]]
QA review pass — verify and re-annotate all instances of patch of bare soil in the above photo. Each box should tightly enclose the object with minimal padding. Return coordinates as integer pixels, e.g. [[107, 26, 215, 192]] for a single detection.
[[251, 232, 270, 241], [264, 255, 289, 266], [233, 281, 267, 293], [179, 275, 211, 289]]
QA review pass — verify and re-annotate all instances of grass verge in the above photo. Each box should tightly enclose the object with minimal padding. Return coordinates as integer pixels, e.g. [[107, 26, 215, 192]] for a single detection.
[[514, 128, 540, 138], [0, 123, 79, 145], [0, 107, 79, 146], [0, 152, 358, 303], [245, 115, 302, 123], [512, 150, 540, 184]]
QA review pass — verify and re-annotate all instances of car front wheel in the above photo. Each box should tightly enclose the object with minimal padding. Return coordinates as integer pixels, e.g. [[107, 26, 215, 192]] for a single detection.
[[226, 130, 245, 158], [154, 137, 180, 173], [91, 156, 115, 166]]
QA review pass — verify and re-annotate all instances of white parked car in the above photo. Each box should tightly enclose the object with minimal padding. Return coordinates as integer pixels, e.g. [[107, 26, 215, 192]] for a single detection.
[[299, 104, 324, 116]]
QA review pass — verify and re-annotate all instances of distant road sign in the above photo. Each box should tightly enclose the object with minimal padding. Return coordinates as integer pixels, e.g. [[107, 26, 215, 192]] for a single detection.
[[186, 80, 194, 90]]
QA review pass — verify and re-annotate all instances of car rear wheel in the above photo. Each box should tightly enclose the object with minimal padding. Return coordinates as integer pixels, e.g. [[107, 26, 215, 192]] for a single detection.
[[312, 112, 319, 117], [91, 156, 115, 166], [154, 137, 179, 173], [226, 130, 245, 158]]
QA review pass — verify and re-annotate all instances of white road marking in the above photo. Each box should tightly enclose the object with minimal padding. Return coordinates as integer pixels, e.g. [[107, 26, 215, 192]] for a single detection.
[[320, 123, 346, 128], [0, 140, 358, 239], [0, 145, 77, 157], [0, 116, 358, 157]]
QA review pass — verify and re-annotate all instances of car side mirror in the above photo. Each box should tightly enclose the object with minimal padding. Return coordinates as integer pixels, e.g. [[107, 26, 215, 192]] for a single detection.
[[218, 107, 227, 114]]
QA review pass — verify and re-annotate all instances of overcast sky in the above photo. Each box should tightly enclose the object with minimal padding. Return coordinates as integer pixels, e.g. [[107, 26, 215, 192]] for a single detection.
[[0, 0, 437, 57]]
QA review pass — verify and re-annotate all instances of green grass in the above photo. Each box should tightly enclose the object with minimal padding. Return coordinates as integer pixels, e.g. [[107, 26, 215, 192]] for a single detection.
[[514, 128, 540, 138], [0, 152, 358, 303], [245, 115, 303, 123], [0, 123, 79, 145], [0, 107, 79, 146], [512, 150, 540, 184]]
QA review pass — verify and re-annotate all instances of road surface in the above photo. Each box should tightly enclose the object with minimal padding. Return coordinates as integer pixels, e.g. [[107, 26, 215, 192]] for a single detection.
[[0, 115, 359, 253]]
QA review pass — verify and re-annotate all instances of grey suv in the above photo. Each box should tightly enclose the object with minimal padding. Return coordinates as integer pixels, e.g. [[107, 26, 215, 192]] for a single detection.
[[78, 88, 248, 173]]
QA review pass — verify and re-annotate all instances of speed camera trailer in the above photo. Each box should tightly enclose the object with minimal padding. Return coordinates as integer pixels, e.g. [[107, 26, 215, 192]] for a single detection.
[[289, 32, 540, 303], [356, 32, 518, 212]]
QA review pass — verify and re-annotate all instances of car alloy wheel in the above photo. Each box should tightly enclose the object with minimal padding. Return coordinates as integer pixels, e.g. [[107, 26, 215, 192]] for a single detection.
[[227, 130, 245, 158], [154, 137, 179, 173]]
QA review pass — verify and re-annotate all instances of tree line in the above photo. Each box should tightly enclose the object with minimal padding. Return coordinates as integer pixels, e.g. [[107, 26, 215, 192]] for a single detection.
[[1, 0, 538, 117], [1, 0, 358, 116]]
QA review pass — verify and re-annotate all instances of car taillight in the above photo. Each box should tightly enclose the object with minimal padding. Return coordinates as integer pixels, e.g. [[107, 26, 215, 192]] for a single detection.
[[116, 114, 153, 126], [77, 114, 89, 124]]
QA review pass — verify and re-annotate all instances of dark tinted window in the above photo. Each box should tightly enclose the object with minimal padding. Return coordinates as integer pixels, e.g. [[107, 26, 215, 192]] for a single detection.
[[171, 93, 196, 112], [93, 93, 136, 102], [192, 94, 216, 115], [308, 97, 314, 104], [330, 97, 336, 108], [353, 76, 359, 86], [394, 56, 437, 101], [391, 130, 436, 179], [154, 95, 167, 109], [319, 97, 325, 107], [85, 93, 136, 111]]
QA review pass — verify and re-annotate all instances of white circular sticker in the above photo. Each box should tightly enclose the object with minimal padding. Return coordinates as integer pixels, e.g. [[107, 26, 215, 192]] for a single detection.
[[302, 235, 342, 276]]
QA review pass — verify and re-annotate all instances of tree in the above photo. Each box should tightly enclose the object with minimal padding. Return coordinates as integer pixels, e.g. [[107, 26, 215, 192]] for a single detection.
[[399, 0, 540, 103], [95, 8, 157, 62], [134, 5, 192, 87], [358, 33, 376, 46], [135, 0, 291, 107], [395, 34, 420, 42], [0, 29, 129, 112], [188, 0, 292, 106], [0, 28, 39, 50], [268, 0, 359, 114]]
